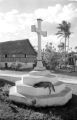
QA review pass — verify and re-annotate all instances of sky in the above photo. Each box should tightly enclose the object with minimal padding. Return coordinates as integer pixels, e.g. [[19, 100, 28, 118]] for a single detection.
[[0, 0, 77, 51]]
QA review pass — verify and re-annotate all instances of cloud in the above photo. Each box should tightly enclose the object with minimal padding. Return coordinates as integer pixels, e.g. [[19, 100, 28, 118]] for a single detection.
[[69, 0, 77, 1], [34, 4, 62, 23], [0, 3, 77, 49], [0, 0, 4, 2], [35, 3, 77, 23]]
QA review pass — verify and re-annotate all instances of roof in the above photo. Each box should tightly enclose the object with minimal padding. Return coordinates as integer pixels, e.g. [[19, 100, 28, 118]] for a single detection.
[[0, 39, 37, 56]]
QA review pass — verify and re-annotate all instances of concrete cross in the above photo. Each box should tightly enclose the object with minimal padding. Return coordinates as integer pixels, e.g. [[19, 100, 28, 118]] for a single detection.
[[31, 19, 47, 71]]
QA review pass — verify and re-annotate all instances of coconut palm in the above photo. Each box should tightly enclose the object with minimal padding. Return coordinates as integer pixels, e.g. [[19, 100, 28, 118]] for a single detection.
[[56, 20, 71, 63]]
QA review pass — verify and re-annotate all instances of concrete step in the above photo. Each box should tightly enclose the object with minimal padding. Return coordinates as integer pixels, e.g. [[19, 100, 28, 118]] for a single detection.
[[29, 70, 56, 77], [9, 86, 72, 107], [22, 74, 58, 86], [16, 81, 65, 96], [23, 75, 45, 86], [16, 80, 23, 86], [9, 86, 29, 104]]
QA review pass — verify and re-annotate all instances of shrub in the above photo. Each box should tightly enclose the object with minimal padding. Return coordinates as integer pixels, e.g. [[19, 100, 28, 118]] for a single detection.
[[42, 43, 59, 70]]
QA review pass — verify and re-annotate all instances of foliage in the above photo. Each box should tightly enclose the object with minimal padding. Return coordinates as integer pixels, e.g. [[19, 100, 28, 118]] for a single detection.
[[42, 42, 74, 71], [10, 62, 23, 70], [42, 43, 59, 70], [56, 21, 71, 39], [58, 42, 65, 52], [56, 20, 71, 59]]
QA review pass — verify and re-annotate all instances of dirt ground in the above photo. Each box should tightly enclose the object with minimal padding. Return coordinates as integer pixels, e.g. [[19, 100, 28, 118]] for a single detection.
[[0, 78, 76, 120]]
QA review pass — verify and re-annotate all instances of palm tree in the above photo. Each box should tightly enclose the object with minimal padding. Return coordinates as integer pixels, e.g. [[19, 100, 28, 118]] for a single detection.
[[56, 20, 71, 63]]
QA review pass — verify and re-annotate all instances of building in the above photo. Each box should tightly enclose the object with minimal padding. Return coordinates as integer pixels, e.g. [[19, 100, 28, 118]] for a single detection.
[[0, 39, 37, 69]]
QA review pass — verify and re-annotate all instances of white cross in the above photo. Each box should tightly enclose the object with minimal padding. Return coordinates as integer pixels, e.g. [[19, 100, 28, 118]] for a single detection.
[[31, 19, 47, 70]]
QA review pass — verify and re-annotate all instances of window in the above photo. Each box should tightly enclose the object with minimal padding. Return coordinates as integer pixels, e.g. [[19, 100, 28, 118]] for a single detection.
[[25, 54, 26, 58], [5, 54, 7, 58]]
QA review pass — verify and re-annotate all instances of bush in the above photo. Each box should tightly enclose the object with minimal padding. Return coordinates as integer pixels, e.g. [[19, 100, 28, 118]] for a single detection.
[[43, 52, 58, 70], [10, 62, 22, 70], [42, 43, 59, 70]]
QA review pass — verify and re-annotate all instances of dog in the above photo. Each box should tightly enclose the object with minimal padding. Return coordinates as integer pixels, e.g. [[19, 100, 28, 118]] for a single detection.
[[33, 81, 55, 95]]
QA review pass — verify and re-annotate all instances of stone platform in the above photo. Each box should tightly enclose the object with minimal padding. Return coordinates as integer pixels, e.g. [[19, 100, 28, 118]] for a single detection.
[[9, 70, 72, 107]]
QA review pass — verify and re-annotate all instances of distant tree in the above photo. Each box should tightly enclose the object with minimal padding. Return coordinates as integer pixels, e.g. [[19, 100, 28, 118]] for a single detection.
[[58, 42, 65, 52], [56, 20, 71, 63]]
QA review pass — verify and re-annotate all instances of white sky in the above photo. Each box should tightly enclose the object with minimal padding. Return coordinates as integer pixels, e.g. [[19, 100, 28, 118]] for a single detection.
[[0, 0, 77, 50]]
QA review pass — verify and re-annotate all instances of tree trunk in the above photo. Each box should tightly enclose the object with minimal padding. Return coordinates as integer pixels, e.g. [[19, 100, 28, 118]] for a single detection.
[[65, 37, 66, 65]]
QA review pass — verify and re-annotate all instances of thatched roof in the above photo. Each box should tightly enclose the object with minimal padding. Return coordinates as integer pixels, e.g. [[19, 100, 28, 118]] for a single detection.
[[0, 39, 37, 56]]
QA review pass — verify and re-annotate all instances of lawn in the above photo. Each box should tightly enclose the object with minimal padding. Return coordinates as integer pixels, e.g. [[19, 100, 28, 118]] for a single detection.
[[0, 79, 77, 120], [54, 69, 77, 77]]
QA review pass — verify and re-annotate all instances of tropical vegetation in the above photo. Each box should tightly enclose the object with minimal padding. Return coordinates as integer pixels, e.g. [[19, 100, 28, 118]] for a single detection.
[[56, 20, 71, 63]]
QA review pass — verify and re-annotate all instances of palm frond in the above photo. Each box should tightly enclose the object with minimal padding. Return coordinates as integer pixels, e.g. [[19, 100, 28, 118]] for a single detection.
[[57, 34, 64, 38], [56, 20, 72, 39]]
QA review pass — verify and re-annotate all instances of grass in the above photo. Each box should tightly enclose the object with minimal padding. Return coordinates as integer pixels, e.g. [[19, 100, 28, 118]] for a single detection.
[[53, 69, 77, 77], [0, 79, 77, 120]]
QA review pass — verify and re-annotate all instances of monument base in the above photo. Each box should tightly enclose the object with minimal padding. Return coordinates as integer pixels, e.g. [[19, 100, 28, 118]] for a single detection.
[[9, 69, 72, 107], [34, 66, 46, 71], [9, 86, 72, 107], [29, 69, 56, 77], [34, 60, 46, 71]]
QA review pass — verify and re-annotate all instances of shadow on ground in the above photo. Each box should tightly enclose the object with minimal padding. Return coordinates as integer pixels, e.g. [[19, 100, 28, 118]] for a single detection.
[[13, 94, 77, 120]]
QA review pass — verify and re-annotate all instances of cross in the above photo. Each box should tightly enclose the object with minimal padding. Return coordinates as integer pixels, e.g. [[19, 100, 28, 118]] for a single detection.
[[31, 19, 47, 70]]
